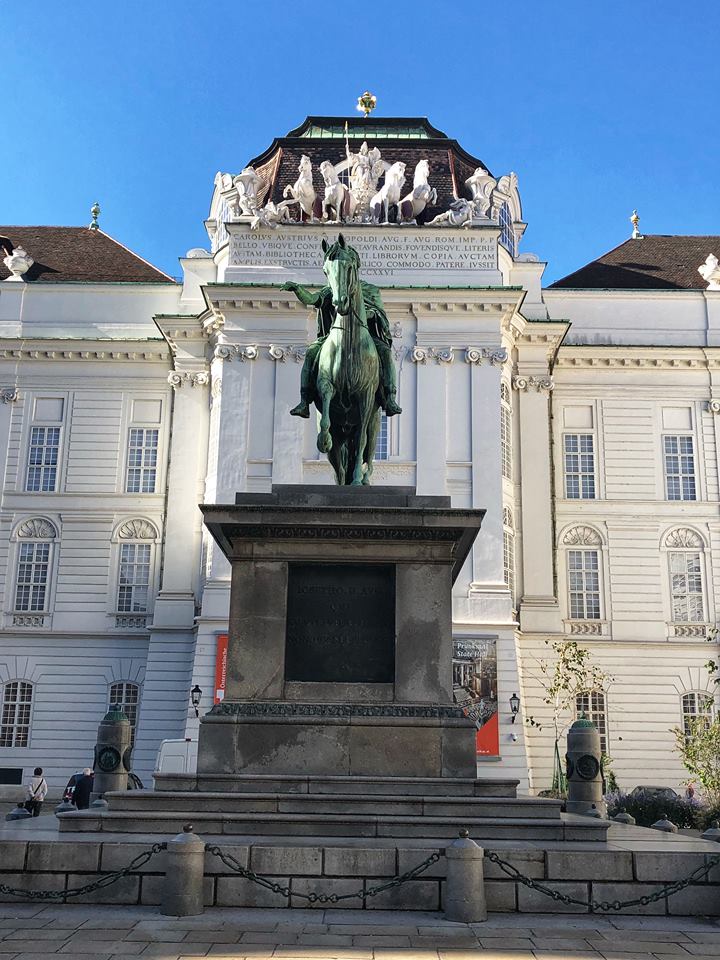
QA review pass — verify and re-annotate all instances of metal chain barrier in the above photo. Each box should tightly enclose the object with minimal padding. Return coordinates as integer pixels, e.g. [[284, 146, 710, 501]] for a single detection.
[[0, 842, 167, 901], [486, 850, 720, 913], [206, 845, 440, 904]]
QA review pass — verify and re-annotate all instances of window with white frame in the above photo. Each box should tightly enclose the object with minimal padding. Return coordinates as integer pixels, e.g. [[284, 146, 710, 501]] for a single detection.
[[126, 428, 159, 493], [576, 691, 608, 754], [568, 549, 601, 619], [499, 202, 516, 256], [663, 435, 696, 501], [500, 383, 512, 480], [117, 543, 151, 613], [564, 433, 595, 499], [13, 519, 56, 613], [0, 681, 33, 747], [374, 412, 388, 461], [682, 691, 715, 738], [503, 507, 515, 598], [669, 551, 704, 622], [109, 681, 140, 741], [26, 426, 61, 492]]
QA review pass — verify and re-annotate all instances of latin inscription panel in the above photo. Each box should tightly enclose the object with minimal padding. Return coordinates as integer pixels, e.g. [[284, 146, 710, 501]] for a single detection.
[[285, 564, 395, 683]]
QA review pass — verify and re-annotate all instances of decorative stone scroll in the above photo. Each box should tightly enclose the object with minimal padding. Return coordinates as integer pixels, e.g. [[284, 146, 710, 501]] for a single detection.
[[664, 528, 703, 549], [410, 346, 454, 364], [512, 375, 554, 393], [1, 387, 18, 403], [17, 518, 57, 540], [167, 371, 210, 389], [212, 344, 258, 363], [707, 399, 720, 415], [562, 525, 602, 546], [117, 519, 158, 540], [267, 345, 306, 363], [465, 347, 508, 366]]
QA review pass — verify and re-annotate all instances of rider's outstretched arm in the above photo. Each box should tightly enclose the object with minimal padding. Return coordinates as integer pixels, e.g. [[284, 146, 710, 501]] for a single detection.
[[281, 281, 322, 308]]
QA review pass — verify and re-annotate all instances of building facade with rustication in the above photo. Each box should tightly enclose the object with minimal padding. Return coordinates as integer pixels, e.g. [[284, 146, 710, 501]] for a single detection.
[[1, 116, 719, 795]]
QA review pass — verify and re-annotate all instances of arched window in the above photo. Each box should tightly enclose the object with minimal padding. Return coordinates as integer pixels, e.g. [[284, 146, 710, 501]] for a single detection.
[[500, 383, 512, 481], [681, 691, 715, 738], [576, 691, 608, 754], [14, 518, 57, 616], [109, 682, 140, 742], [664, 529, 706, 625], [503, 507, 515, 598], [114, 519, 158, 628], [0, 681, 33, 747], [562, 526, 603, 621], [499, 202, 516, 257]]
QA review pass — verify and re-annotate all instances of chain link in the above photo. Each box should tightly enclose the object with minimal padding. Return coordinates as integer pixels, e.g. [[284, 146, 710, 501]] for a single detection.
[[486, 851, 720, 912], [206, 845, 440, 903], [0, 843, 167, 901]]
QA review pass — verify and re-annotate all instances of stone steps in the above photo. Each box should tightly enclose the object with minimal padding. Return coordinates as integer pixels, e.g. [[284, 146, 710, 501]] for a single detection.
[[152, 772, 520, 798], [108, 790, 562, 820], [57, 808, 609, 841]]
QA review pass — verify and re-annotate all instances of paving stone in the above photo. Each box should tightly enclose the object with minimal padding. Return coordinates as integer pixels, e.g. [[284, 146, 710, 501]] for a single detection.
[[250, 846, 322, 876], [3, 928, 75, 940], [677, 944, 720, 955], [593, 931, 692, 943], [323, 847, 396, 877], [352, 934, 414, 946], [0, 944, 70, 954], [216, 876, 290, 908], [533, 952, 600, 959], [546, 851, 633, 882], [240, 932, 299, 944], [479, 937, 535, 949], [58, 940, 146, 955], [142, 944, 211, 957], [518, 881, 590, 914], [271, 950, 373, 959], [530, 938, 596, 951], [125, 928, 190, 942], [588, 940, 689, 954], [685, 932, 720, 942], [180, 930, 240, 943], [296, 934, 354, 946], [12, 955, 113, 960], [590, 883, 668, 915]]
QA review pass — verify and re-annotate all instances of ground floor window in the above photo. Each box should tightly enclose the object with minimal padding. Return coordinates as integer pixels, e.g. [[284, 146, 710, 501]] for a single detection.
[[0, 681, 33, 747], [576, 690, 608, 754]]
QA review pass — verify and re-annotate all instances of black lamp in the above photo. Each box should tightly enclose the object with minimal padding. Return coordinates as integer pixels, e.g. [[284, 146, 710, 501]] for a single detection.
[[509, 692, 520, 723], [190, 685, 203, 719]]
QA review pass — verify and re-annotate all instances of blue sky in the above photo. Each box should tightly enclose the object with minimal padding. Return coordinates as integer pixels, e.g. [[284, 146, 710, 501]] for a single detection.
[[2, 1, 717, 283]]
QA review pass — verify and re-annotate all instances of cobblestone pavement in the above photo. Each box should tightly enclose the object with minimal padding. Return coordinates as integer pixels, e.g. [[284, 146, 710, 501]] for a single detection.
[[0, 905, 719, 960]]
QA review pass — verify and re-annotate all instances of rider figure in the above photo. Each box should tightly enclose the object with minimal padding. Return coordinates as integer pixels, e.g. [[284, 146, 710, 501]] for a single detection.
[[280, 279, 402, 419]]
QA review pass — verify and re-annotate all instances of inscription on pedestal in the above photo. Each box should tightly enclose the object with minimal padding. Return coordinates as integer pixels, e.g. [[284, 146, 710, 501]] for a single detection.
[[285, 564, 395, 683]]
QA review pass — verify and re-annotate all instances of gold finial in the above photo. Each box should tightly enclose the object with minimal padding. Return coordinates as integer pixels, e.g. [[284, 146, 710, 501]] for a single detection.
[[630, 209, 642, 240], [356, 91, 377, 118], [89, 202, 101, 231]]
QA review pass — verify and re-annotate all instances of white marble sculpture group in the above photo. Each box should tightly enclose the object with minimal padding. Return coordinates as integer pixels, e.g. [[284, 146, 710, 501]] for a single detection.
[[216, 143, 520, 231]]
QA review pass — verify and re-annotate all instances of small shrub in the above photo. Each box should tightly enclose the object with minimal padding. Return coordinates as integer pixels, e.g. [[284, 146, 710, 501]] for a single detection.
[[606, 790, 700, 828]]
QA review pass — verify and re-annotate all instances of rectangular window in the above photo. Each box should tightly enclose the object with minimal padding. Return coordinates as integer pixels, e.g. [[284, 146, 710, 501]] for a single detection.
[[126, 428, 158, 493], [26, 427, 60, 492], [0, 681, 33, 748], [669, 552, 704, 622], [576, 691, 608, 754], [374, 413, 388, 461], [564, 434, 595, 499], [503, 530, 515, 596], [117, 544, 151, 613], [501, 405, 512, 480], [664, 435, 696, 501], [14, 542, 50, 612], [568, 549, 601, 619]]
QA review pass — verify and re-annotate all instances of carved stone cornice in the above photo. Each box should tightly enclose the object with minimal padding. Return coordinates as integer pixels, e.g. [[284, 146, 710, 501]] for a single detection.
[[512, 374, 554, 393], [213, 344, 259, 362], [1, 387, 18, 403], [464, 347, 507, 366], [0, 346, 167, 362], [167, 371, 210, 389]]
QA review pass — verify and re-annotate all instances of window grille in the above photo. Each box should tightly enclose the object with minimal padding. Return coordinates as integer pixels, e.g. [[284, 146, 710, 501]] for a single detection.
[[564, 433, 595, 499], [126, 428, 159, 493], [664, 435, 696, 501], [0, 681, 33, 747], [669, 552, 704, 622], [14, 542, 50, 612], [117, 543, 151, 613], [682, 691, 715, 738], [374, 412, 388, 461], [568, 550, 601, 619], [576, 690, 608, 754], [26, 427, 60, 492]]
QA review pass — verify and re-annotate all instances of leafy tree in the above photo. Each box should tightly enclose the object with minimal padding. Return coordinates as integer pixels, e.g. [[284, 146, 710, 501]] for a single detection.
[[673, 715, 720, 806], [526, 639, 611, 793]]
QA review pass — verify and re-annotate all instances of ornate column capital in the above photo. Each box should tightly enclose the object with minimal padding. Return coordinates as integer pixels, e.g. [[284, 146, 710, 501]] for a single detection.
[[167, 371, 210, 389], [464, 347, 507, 366], [707, 399, 720, 415], [512, 374, 554, 393], [1, 387, 19, 403], [410, 346, 454, 364], [212, 344, 259, 362], [268, 344, 307, 363]]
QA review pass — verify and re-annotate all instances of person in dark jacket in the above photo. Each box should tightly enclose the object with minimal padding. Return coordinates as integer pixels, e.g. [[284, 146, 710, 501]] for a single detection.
[[72, 768, 94, 810]]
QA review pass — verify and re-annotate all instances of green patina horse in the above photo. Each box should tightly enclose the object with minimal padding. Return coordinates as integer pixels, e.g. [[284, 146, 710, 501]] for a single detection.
[[317, 235, 381, 485]]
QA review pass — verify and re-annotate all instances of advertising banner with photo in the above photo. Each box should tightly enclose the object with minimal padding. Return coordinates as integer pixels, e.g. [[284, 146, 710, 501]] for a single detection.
[[452, 636, 499, 757]]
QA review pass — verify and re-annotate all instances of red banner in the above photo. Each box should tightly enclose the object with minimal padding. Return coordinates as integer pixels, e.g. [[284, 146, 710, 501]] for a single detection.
[[214, 633, 228, 704]]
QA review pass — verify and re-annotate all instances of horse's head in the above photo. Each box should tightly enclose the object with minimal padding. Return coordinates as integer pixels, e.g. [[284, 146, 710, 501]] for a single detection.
[[413, 159, 429, 187], [320, 161, 337, 186], [322, 234, 360, 316]]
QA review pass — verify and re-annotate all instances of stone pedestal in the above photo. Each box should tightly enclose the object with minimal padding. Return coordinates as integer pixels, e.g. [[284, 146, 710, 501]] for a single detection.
[[199, 485, 484, 780]]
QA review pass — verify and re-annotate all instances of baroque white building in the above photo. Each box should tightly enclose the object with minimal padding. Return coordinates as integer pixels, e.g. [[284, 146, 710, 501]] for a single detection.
[[1, 116, 718, 795]]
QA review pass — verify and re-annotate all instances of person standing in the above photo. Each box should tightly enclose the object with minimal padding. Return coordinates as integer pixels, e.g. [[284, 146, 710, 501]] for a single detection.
[[72, 768, 94, 810], [25, 767, 48, 817]]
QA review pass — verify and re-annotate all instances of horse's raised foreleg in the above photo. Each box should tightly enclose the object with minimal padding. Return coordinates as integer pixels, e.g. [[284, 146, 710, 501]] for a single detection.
[[316, 376, 334, 454]]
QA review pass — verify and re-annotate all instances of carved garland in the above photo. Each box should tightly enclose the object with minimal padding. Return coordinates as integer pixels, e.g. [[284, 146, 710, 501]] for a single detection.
[[664, 528, 704, 549], [17, 518, 57, 540], [117, 519, 158, 540], [562, 525, 602, 547]]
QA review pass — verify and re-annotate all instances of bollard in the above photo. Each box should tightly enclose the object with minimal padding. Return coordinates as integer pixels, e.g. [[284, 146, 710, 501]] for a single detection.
[[565, 715, 606, 817], [5, 803, 32, 821], [161, 824, 206, 917], [54, 799, 76, 815], [702, 820, 720, 842], [650, 813, 678, 833], [612, 808, 636, 826], [91, 707, 132, 804], [444, 829, 487, 923]]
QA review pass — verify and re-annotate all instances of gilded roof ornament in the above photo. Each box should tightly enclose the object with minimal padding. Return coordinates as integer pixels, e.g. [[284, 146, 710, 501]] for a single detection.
[[89, 202, 100, 231], [356, 91, 377, 117], [630, 209, 642, 240]]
